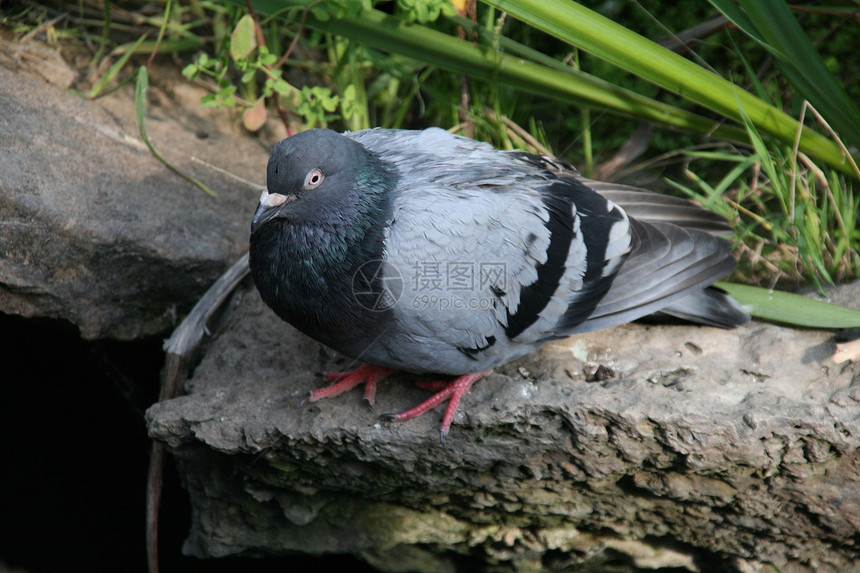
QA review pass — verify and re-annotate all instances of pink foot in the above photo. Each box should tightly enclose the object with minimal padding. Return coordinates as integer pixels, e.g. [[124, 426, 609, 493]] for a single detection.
[[382, 370, 491, 443], [306, 363, 394, 408]]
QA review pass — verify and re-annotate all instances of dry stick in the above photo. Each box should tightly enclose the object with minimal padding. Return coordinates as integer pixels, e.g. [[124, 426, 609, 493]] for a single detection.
[[274, 0, 322, 70], [190, 156, 261, 188], [146, 254, 252, 573], [500, 114, 554, 157], [595, 14, 729, 180], [655, 14, 729, 56], [594, 122, 652, 181], [245, 0, 266, 48], [804, 101, 860, 181]]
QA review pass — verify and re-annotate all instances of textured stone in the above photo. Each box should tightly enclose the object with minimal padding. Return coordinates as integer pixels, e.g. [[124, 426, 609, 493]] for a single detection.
[[0, 63, 278, 339], [147, 281, 860, 572]]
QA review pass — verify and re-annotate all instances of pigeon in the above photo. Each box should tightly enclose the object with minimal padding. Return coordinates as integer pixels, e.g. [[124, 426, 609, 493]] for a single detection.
[[249, 127, 749, 442]]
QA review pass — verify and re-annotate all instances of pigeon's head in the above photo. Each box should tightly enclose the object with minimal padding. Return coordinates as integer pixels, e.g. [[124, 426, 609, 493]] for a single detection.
[[252, 129, 383, 233]]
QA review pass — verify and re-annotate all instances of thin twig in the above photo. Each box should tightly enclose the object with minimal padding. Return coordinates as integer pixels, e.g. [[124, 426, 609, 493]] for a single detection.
[[146, 254, 252, 573], [595, 122, 653, 181], [245, 0, 266, 48], [275, 0, 323, 70], [798, 151, 849, 250], [804, 101, 860, 182], [190, 156, 263, 190], [500, 115, 553, 157], [20, 12, 69, 43]]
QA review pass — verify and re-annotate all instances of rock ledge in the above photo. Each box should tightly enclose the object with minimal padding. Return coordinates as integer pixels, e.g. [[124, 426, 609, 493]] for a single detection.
[[147, 282, 860, 572]]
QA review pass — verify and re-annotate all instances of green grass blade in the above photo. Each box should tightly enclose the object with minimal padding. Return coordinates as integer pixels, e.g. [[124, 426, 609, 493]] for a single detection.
[[713, 0, 860, 150], [483, 0, 856, 177], [111, 38, 204, 55], [717, 282, 860, 328], [706, 0, 769, 49], [90, 0, 111, 65], [135, 67, 216, 197], [89, 33, 148, 98]]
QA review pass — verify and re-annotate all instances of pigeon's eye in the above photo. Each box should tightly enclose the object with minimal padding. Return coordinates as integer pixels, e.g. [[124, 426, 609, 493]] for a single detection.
[[304, 169, 325, 189]]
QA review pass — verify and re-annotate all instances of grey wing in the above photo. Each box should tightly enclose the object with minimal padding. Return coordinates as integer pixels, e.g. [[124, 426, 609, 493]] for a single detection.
[[560, 178, 749, 333], [380, 181, 633, 373], [506, 151, 733, 236], [501, 151, 747, 333]]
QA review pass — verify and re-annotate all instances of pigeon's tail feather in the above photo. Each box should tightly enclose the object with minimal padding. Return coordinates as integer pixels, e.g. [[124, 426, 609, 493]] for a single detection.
[[656, 287, 750, 328]]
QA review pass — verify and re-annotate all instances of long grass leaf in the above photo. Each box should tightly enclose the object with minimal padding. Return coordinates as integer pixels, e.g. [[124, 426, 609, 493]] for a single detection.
[[135, 67, 216, 197], [717, 282, 860, 328], [707, 0, 773, 53], [482, 0, 856, 177]]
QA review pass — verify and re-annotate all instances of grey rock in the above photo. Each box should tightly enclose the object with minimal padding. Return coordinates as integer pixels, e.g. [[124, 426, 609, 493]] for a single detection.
[[147, 279, 860, 572], [0, 63, 273, 339]]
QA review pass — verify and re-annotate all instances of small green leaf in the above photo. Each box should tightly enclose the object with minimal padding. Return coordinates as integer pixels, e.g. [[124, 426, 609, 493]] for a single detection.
[[181, 63, 199, 80], [322, 97, 339, 112], [272, 79, 292, 94], [311, 6, 331, 21], [230, 14, 258, 61], [717, 282, 860, 328]]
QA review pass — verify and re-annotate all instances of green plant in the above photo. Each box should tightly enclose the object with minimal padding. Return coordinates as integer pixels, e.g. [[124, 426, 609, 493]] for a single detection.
[[178, 2, 436, 131], [669, 126, 859, 289]]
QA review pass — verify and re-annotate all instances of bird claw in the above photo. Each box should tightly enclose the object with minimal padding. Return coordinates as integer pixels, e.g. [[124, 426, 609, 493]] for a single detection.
[[377, 370, 491, 443], [303, 363, 393, 405], [304, 365, 490, 441], [321, 370, 353, 382], [362, 395, 375, 412], [299, 390, 313, 407]]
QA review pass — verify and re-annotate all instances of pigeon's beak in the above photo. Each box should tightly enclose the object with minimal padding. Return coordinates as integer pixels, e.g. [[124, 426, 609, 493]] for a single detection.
[[251, 189, 296, 232]]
